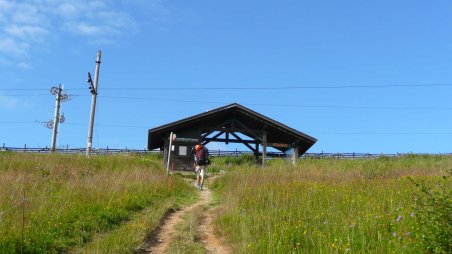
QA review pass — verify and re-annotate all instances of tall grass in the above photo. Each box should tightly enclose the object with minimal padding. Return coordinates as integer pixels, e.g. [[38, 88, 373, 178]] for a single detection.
[[212, 155, 451, 253], [168, 205, 206, 254], [0, 152, 194, 253]]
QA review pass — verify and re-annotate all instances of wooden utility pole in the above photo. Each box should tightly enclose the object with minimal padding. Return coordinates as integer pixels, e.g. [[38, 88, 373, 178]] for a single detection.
[[86, 50, 101, 157], [51, 85, 62, 152]]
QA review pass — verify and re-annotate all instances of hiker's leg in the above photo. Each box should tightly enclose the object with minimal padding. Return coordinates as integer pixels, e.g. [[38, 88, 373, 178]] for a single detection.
[[195, 166, 201, 189], [200, 166, 205, 190]]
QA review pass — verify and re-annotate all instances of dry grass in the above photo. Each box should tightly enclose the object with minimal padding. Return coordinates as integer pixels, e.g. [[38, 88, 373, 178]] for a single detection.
[[168, 205, 206, 254], [0, 152, 195, 253]]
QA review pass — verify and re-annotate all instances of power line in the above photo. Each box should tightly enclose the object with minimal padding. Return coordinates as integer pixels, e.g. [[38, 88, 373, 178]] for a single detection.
[[1, 93, 450, 110], [0, 121, 38, 124], [64, 122, 148, 129], [0, 94, 50, 97], [98, 95, 452, 111], [99, 83, 452, 90], [2, 83, 452, 91], [1, 120, 451, 135], [309, 131, 452, 135]]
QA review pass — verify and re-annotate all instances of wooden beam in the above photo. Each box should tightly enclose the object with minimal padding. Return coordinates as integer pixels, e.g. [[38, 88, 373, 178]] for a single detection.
[[202, 137, 258, 144], [293, 147, 299, 164], [201, 118, 233, 139], [201, 129, 216, 139], [233, 119, 263, 142], [201, 131, 224, 145], [202, 127, 258, 136], [230, 132, 256, 153], [255, 143, 259, 163]]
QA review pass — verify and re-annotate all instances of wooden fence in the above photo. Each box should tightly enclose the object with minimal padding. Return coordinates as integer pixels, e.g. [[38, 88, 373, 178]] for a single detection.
[[1, 145, 450, 159]]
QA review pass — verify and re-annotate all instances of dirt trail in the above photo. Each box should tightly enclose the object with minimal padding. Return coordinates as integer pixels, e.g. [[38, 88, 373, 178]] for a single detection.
[[136, 175, 230, 254]]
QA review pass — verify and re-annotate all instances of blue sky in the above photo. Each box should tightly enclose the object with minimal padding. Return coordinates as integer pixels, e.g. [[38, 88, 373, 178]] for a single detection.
[[1, 0, 451, 153]]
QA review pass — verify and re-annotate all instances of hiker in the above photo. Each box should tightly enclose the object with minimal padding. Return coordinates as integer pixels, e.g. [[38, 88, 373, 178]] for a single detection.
[[192, 144, 209, 191]]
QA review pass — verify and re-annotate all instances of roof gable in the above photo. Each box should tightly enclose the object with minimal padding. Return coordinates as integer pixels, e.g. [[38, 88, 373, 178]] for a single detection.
[[148, 103, 317, 154]]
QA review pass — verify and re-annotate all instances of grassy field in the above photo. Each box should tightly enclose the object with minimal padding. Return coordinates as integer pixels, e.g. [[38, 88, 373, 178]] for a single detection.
[[212, 155, 451, 253], [0, 152, 196, 253], [1, 153, 449, 253]]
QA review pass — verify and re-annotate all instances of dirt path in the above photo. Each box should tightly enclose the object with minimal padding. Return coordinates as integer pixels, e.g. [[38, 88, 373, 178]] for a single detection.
[[198, 189, 230, 254], [136, 175, 230, 254]]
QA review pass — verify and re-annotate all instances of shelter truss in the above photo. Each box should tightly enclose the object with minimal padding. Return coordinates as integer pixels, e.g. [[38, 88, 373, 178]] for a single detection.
[[148, 103, 317, 166]]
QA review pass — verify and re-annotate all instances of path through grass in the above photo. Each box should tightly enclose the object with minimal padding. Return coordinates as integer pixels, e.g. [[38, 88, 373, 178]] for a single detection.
[[0, 152, 195, 253]]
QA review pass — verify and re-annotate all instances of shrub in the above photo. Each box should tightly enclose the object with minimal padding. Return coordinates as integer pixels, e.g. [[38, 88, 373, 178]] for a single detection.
[[409, 171, 451, 253]]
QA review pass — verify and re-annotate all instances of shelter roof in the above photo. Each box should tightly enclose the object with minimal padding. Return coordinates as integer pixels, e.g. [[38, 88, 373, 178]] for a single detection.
[[148, 103, 317, 154]]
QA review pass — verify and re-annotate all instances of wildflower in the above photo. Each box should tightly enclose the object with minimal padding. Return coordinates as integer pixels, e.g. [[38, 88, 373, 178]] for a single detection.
[[392, 232, 397, 237], [324, 220, 328, 225], [405, 232, 411, 236], [396, 215, 402, 222], [410, 212, 414, 217]]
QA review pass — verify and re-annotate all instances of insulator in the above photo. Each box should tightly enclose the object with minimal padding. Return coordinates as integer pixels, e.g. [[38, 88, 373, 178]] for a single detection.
[[60, 94, 70, 102], [50, 87, 59, 95], [46, 121, 54, 129]]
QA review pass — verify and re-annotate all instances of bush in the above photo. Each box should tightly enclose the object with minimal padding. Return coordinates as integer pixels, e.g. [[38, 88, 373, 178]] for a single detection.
[[212, 154, 256, 166], [410, 171, 451, 253]]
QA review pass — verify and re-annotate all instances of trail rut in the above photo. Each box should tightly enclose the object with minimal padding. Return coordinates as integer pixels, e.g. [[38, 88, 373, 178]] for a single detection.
[[135, 175, 230, 254]]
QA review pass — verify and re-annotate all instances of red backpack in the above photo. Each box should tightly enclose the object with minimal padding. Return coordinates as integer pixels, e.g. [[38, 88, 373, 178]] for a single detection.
[[195, 148, 209, 166]]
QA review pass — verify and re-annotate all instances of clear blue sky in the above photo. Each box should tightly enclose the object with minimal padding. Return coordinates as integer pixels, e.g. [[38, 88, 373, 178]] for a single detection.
[[1, 0, 451, 153]]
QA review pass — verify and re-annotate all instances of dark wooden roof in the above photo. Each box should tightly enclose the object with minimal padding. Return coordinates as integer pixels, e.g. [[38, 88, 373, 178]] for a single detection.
[[148, 103, 317, 154]]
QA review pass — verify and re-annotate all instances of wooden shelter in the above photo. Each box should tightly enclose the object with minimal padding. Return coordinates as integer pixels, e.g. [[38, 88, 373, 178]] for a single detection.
[[148, 103, 317, 170]]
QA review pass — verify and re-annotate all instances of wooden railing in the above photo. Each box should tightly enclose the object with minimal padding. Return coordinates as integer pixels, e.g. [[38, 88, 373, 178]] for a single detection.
[[1, 146, 450, 159]]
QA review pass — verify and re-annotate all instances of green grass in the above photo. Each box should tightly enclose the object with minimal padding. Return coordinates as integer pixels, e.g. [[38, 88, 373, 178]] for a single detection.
[[0, 152, 195, 254], [168, 205, 206, 254], [212, 155, 451, 253]]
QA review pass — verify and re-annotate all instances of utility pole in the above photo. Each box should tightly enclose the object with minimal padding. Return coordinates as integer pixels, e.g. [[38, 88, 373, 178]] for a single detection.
[[50, 85, 62, 151], [47, 85, 68, 151], [86, 50, 102, 157]]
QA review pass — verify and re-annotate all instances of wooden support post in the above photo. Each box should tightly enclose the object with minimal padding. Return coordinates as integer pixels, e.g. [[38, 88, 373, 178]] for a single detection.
[[166, 132, 174, 175], [293, 147, 299, 164], [262, 131, 267, 167], [255, 143, 259, 163], [163, 139, 169, 167]]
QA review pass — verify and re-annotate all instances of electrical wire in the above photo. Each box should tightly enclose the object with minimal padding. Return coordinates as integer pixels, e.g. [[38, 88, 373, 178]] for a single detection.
[[97, 95, 452, 111], [1, 121, 450, 135], [1, 83, 452, 91], [3, 93, 449, 110]]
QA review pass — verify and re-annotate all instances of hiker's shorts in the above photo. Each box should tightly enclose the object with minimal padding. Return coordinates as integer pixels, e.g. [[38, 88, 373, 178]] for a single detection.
[[195, 165, 206, 178]]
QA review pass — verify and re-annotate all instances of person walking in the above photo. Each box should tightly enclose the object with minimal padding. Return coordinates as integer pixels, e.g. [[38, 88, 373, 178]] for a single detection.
[[192, 144, 209, 191]]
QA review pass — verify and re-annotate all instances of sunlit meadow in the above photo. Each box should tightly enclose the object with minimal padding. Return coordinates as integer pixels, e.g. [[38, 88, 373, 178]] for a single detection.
[[0, 152, 195, 253], [212, 155, 451, 253]]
